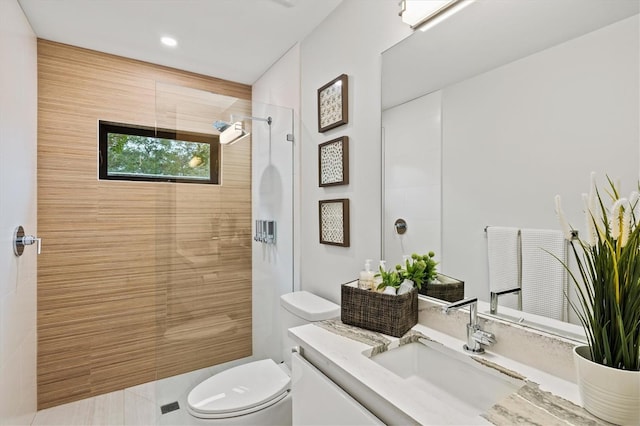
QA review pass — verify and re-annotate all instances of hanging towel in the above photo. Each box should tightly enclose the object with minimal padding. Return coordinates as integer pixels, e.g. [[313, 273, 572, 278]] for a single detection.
[[520, 228, 567, 321], [487, 226, 521, 310]]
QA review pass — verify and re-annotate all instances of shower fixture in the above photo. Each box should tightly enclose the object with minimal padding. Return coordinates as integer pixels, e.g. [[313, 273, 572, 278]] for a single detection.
[[231, 114, 273, 126], [216, 115, 273, 145], [219, 121, 248, 145]]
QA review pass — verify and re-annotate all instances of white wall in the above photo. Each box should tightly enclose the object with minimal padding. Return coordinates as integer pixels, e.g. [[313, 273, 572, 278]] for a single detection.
[[441, 15, 639, 300], [298, 0, 410, 303], [382, 91, 442, 266], [0, 0, 38, 424], [252, 45, 300, 362]]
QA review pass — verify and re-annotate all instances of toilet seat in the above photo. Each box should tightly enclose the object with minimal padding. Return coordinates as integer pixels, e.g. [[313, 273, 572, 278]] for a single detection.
[[187, 359, 290, 419]]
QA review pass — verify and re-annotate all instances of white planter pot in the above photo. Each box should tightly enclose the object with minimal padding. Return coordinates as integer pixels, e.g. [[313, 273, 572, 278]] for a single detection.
[[573, 345, 640, 425]]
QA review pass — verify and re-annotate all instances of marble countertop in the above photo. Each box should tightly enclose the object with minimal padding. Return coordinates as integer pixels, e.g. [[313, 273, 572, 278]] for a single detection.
[[289, 320, 611, 425]]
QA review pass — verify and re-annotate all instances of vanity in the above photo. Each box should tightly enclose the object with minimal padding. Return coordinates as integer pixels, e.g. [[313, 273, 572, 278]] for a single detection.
[[288, 297, 608, 425]]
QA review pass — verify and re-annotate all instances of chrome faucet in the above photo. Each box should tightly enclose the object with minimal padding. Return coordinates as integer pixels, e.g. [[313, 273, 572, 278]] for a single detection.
[[442, 297, 496, 353], [490, 287, 522, 314]]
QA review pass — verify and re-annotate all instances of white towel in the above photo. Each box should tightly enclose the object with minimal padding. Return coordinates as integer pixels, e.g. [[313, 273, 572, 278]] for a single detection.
[[520, 228, 567, 321], [487, 226, 521, 310]]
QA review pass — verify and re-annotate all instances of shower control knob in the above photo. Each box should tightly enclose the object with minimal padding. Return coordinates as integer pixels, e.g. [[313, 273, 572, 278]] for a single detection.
[[22, 235, 42, 254], [13, 226, 42, 256]]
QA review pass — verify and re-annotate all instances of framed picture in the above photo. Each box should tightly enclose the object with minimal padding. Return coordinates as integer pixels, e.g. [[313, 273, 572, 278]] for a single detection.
[[317, 74, 348, 133], [319, 136, 349, 187], [319, 199, 350, 247]]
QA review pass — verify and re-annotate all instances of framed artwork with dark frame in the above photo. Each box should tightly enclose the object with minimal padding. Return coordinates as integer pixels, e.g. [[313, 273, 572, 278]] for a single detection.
[[319, 198, 350, 247], [317, 74, 348, 133], [318, 136, 349, 187]]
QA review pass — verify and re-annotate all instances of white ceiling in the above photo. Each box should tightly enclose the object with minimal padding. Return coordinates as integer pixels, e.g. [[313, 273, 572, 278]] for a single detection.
[[17, 0, 343, 85]]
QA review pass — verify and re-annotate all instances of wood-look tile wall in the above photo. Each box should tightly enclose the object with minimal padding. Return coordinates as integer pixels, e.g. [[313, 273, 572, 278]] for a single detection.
[[37, 40, 253, 409]]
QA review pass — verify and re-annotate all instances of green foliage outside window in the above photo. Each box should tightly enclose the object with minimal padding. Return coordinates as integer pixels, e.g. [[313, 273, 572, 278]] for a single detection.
[[107, 133, 211, 179]]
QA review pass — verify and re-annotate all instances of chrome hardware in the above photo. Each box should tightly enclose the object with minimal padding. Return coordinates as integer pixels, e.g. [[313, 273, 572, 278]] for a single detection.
[[254, 220, 276, 244], [267, 221, 276, 244], [472, 329, 496, 346], [286, 134, 294, 142], [394, 218, 407, 235], [490, 287, 522, 314], [442, 297, 496, 354], [13, 226, 41, 256]]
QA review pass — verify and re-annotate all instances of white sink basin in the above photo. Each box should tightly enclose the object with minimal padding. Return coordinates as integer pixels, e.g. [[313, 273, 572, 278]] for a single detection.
[[369, 338, 524, 419]]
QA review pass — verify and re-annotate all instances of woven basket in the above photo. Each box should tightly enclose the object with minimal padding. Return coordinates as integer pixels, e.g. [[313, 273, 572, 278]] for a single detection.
[[419, 273, 464, 303], [341, 281, 418, 337]]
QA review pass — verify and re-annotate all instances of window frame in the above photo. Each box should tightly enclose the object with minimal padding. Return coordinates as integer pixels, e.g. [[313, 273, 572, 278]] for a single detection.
[[98, 120, 220, 184]]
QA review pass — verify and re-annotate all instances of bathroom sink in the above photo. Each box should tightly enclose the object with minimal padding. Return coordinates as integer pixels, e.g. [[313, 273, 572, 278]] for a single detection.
[[369, 338, 524, 419]]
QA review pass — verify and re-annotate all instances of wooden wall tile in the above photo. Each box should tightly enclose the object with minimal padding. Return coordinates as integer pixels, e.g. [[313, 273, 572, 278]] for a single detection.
[[37, 40, 252, 409]]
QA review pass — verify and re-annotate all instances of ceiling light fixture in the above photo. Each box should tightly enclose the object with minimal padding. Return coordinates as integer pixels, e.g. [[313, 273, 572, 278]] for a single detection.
[[399, 0, 461, 30], [161, 36, 178, 47]]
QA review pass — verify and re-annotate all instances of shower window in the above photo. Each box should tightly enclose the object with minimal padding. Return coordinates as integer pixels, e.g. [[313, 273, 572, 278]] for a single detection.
[[98, 121, 220, 184]]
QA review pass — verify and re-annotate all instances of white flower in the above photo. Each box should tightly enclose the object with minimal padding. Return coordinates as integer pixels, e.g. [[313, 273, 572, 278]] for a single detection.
[[610, 198, 628, 243], [621, 199, 632, 247], [555, 195, 573, 241], [587, 172, 607, 241], [582, 193, 598, 247]]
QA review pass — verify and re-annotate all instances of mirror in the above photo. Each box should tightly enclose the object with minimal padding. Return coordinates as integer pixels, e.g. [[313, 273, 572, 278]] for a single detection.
[[381, 0, 639, 340]]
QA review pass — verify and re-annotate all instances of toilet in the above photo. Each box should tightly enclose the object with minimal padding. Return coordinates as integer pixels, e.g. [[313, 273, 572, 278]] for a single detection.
[[186, 291, 340, 423]]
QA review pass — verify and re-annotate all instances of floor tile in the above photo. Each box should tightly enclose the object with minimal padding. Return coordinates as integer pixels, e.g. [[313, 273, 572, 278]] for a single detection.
[[31, 390, 124, 426], [123, 391, 156, 426]]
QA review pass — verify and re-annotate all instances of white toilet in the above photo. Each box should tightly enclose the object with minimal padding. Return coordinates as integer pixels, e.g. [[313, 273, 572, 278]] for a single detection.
[[186, 291, 340, 423]]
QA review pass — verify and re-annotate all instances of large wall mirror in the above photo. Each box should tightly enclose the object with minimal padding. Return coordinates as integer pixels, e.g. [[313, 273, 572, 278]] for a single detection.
[[381, 0, 639, 340]]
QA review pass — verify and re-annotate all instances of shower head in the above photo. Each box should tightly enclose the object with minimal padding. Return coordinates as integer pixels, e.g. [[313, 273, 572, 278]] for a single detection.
[[219, 121, 249, 145], [216, 115, 272, 145], [212, 120, 231, 132]]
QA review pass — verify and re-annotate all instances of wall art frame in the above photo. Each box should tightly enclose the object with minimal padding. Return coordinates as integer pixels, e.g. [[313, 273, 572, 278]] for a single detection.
[[318, 136, 349, 187], [319, 198, 350, 247], [317, 74, 348, 133]]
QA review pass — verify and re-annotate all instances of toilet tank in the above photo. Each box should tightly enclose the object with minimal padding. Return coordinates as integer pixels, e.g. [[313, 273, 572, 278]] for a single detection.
[[280, 291, 340, 367]]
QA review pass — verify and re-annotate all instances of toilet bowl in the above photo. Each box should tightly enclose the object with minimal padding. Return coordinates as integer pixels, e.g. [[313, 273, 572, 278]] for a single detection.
[[186, 291, 340, 422], [187, 359, 290, 419]]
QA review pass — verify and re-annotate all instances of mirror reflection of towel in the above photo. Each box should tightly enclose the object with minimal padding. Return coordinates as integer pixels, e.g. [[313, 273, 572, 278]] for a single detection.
[[520, 229, 567, 321], [487, 227, 520, 310]]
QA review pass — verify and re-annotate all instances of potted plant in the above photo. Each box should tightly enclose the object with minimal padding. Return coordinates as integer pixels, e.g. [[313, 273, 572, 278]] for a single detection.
[[393, 252, 437, 288], [555, 174, 640, 425], [342, 262, 418, 337], [376, 266, 402, 294]]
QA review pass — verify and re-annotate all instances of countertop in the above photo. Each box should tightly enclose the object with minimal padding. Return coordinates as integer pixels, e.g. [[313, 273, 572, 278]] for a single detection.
[[289, 320, 611, 425]]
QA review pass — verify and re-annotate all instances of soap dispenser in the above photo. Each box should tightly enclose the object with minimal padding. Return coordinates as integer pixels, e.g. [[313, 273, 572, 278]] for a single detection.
[[373, 260, 386, 291], [358, 259, 374, 290]]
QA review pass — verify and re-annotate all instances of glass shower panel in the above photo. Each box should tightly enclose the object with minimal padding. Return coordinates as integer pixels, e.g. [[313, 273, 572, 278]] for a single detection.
[[251, 102, 294, 363], [153, 82, 254, 388]]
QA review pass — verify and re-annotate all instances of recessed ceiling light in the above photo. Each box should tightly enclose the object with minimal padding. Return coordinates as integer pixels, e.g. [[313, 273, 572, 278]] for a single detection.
[[161, 36, 177, 47]]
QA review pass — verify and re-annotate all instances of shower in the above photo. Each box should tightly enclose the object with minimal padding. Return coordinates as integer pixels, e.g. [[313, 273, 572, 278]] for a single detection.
[[216, 115, 273, 145]]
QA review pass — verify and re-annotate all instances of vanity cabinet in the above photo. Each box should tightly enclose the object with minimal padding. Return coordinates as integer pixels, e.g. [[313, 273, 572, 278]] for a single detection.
[[291, 353, 383, 425]]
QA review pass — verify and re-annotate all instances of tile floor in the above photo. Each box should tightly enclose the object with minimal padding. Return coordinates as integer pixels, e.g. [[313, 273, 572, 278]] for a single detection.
[[30, 357, 253, 426]]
